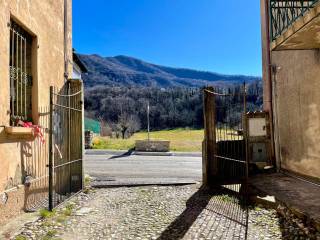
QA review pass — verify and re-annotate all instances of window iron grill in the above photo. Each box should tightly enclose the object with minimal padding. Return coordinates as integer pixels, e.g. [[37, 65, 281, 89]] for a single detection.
[[9, 21, 33, 125], [269, 0, 319, 41]]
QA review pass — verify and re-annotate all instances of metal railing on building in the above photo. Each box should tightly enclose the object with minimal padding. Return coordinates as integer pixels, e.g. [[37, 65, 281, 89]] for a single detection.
[[270, 0, 319, 41]]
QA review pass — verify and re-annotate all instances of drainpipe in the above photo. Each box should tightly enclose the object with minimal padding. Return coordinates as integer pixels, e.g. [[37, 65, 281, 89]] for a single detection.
[[262, 0, 272, 114], [261, 0, 276, 165], [64, 0, 69, 81]]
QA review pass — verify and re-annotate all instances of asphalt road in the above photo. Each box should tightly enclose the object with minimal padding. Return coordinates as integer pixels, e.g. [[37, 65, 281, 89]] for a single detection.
[[84, 153, 202, 186]]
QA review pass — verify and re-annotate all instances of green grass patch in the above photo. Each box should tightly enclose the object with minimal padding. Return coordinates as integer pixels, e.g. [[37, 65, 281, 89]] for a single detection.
[[220, 194, 235, 203], [56, 215, 67, 223], [39, 209, 56, 219], [84, 175, 91, 186], [46, 229, 57, 237], [93, 128, 204, 152], [15, 236, 27, 240], [63, 203, 74, 216], [41, 229, 59, 240], [92, 128, 239, 152], [63, 208, 72, 216], [41, 221, 54, 227]]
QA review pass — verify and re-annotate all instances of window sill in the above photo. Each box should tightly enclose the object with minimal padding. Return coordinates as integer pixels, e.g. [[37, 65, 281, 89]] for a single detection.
[[5, 126, 34, 136]]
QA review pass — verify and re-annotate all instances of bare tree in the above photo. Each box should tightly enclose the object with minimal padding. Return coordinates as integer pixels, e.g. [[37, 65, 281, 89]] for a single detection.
[[100, 120, 112, 137], [128, 115, 141, 136], [117, 113, 141, 139]]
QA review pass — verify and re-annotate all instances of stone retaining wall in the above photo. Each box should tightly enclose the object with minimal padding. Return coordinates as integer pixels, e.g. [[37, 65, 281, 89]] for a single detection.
[[135, 140, 170, 152]]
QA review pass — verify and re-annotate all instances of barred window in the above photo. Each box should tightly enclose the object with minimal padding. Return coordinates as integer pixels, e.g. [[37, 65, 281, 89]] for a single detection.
[[9, 20, 33, 126]]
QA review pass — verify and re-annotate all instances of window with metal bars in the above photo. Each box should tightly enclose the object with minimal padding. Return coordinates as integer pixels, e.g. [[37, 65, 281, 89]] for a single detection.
[[9, 20, 33, 126]]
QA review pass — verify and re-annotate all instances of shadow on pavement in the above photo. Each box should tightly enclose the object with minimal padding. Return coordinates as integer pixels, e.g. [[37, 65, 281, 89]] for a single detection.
[[108, 148, 135, 159], [157, 185, 248, 240]]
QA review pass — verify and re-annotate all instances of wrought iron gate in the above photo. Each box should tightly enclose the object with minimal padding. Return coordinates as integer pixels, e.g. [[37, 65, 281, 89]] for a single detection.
[[49, 80, 84, 210], [203, 85, 248, 199]]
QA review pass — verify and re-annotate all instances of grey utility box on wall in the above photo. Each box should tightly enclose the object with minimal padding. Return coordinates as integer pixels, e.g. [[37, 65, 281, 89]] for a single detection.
[[246, 111, 272, 170]]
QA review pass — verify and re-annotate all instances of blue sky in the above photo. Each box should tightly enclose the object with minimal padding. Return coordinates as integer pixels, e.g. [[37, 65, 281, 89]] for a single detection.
[[73, 0, 262, 76]]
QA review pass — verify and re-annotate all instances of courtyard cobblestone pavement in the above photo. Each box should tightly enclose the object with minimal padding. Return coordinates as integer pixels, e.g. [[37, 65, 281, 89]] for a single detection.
[[13, 184, 319, 240]]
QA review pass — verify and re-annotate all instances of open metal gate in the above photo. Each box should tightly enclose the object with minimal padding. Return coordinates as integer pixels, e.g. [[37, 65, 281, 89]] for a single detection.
[[49, 80, 84, 210], [203, 85, 248, 199]]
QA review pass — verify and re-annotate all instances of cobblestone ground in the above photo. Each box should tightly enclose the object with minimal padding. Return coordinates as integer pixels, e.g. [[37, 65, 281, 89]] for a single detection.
[[13, 184, 319, 240]]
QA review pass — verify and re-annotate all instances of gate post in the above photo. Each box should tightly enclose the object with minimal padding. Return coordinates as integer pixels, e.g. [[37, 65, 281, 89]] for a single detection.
[[48, 86, 54, 211], [203, 87, 217, 186], [80, 80, 85, 190]]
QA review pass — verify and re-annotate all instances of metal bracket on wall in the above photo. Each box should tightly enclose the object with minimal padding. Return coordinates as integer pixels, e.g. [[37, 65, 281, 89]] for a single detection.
[[270, 64, 281, 74]]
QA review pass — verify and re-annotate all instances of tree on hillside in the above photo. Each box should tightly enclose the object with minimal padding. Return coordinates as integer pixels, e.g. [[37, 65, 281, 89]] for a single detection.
[[117, 113, 141, 139], [84, 83, 262, 132]]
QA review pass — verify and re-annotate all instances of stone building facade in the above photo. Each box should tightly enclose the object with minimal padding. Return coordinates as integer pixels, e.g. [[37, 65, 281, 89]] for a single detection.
[[261, 0, 320, 182], [0, 0, 73, 224]]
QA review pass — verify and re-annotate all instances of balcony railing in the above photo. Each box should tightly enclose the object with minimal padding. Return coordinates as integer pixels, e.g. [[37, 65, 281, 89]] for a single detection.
[[270, 0, 319, 41]]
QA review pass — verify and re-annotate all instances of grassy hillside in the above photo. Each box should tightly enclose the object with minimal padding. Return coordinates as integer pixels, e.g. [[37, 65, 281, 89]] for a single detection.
[[92, 129, 204, 152]]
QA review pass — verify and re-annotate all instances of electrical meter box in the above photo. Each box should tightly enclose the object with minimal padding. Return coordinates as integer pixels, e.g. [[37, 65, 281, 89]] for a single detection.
[[248, 117, 267, 137], [245, 111, 272, 170]]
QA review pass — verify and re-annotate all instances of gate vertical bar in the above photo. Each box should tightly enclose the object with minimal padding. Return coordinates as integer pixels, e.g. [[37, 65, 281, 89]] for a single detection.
[[243, 83, 249, 238], [68, 81, 71, 194], [243, 82, 249, 201], [48, 86, 54, 211]]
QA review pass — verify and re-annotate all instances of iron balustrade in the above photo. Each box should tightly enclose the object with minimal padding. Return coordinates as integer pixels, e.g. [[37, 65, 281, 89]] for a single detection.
[[269, 0, 319, 41]]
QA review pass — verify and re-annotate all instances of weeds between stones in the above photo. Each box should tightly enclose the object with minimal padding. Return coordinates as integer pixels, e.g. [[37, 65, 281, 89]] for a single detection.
[[39, 209, 56, 219]]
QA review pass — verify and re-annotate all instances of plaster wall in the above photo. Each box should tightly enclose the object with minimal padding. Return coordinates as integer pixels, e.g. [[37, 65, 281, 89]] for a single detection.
[[272, 50, 320, 180], [0, 0, 73, 220]]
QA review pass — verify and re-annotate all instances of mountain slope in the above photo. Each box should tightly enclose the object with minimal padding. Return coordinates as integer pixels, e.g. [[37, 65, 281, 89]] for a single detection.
[[79, 54, 261, 88]]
